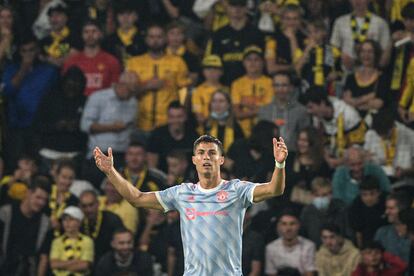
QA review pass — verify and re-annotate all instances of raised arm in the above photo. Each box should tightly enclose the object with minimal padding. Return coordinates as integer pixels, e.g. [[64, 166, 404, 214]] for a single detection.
[[253, 137, 288, 202], [94, 147, 163, 210]]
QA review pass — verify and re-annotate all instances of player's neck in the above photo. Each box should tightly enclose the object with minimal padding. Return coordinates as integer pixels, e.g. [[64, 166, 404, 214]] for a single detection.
[[199, 175, 222, 190]]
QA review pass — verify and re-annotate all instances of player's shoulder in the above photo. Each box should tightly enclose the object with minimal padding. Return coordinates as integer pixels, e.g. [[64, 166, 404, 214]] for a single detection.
[[224, 179, 254, 190]]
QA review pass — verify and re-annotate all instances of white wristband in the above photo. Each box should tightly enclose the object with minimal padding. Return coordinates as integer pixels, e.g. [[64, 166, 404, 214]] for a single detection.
[[275, 160, 285, 169]]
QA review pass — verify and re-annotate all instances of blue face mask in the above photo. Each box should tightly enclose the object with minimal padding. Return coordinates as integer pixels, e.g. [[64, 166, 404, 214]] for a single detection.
[[312, 196, 330, 210], [211, 111, 229, 120]]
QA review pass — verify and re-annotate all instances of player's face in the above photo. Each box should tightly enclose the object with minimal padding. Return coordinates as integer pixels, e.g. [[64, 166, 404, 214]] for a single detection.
[[112, 232, 134, 257], [360, 189, 380, 207], [56, 167, 75, 193], [192, 142, 224, 177], [385, 199, 400, 224], [321, 230, 341, 253], [82, 25, 102, 47], [277, 215, 300, 241], [243, 53, 263, 75], [146, 26, 166, 52]]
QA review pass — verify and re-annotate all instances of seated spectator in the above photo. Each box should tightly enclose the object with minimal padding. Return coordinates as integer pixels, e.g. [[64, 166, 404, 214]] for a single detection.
[[265, 4, 306, 74], [231, 45, 273, 138], [103, 2, 146, 66], [126, 23, 190, 133], [165, 150, 196, 187], [332, 146, 391, 205], [300, 177, 350, 246], [46, 160, 79, 235], [349, 176, 388, 248], [166, 21, 200, 85], [205, 0, 265, 85], [0, 176, 51, 276], [226, 120, 277, 183], [287, 127, 332, 205], [35, 66, 87, 171], [63, 20, 121, 96], [50, 206, 94, 276], [0, 155, 38, 204], [364, 108, 414, 179], [39, 4, 81, 67], [352, 241, 407, 276], [192, 55, 226, 126], [100, 179, 139, 234], [203, 90, 244, 153], [147, 101, 198, 173], [259, 71, 310, 151], [375, 193, 412, 263], [80, 72, 137, 187], [316, 224, 360, 276], [2, 34, 58, 170], [342, 40, 388, 121], [330, 0, 390, 70], [303, 87, 364, 167], [243, 208, 265, 276], [295, 19, 341, 91], [95, 228, 154, 276], [265, 209, 316, 276], [79, 190, 124, 262]]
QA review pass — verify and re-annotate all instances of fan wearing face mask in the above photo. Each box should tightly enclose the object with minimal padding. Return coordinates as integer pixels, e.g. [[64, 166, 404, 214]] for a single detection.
[[300, 177, 353, 247]]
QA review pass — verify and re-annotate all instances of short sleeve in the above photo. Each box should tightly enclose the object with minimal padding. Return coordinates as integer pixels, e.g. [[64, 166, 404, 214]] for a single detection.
[[235, 180, 257, 208], [155, 185, 182, 212]]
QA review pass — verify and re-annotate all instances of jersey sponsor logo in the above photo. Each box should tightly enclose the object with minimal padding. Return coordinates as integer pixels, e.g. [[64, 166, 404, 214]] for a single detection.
[[185, 207, 229, 220], [216, 190, 228, 202]]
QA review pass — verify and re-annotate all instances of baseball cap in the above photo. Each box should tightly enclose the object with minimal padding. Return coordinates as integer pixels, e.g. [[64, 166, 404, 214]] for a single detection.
[[202, 55, 223, 68], [62, 206, 84, 221], [48, 4, 68, 16], [227, 0, 247, 6], [243, 45, 263, 59]]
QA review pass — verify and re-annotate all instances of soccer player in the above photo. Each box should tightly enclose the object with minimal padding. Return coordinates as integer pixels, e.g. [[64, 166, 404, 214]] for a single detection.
[[94, 134, 288, 275]]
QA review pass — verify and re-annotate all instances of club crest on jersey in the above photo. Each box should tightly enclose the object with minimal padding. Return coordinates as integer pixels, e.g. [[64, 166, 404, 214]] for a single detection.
[[185, 208, 196, 220], [216, 191, 228, 202]]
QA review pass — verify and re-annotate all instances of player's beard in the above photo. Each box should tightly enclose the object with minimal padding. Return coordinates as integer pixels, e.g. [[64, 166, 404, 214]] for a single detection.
[[203, 172, 212, 178]]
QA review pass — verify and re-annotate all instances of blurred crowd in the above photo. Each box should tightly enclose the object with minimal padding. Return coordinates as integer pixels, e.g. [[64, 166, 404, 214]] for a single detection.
[[0, 0, 414, 275]]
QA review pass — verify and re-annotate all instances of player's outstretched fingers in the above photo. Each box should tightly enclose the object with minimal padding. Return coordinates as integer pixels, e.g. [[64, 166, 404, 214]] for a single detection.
[[108, 147, 113, 158]]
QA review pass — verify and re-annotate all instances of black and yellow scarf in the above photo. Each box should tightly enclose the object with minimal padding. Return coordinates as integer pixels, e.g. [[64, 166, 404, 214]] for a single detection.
[[382, 127, 397, 166], [117, 27, 137, 47], [83, 211, 103, 239], [45, 26, 70, 58], [209, 121, 234, 153], [350, 12, 372, 44], [63, 234, 83, 260]]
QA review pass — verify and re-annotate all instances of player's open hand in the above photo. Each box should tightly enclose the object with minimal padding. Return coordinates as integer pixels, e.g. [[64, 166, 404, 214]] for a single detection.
[[94, 147, 114, 174], [273, 137, 288, 163]]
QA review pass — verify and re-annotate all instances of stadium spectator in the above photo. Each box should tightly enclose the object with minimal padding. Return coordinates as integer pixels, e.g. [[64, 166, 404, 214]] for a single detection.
[[165, 150, 196, 186], [0, 6, 18, 71], [242, 208, 265, 276]]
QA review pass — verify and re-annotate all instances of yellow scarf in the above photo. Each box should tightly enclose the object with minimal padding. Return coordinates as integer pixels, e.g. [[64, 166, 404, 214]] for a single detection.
[[83, 211, 103, 239], [350, 12, 372, 44], [336, 112, 346, 157], [45, 26, 70, 58], [391, 46, 406, 90], [49, 185, 70, 219], [210, 121, 234, 153], [382, 127, 397, 166], [166, 45, 186, 56], [314, 46, 325, 86], [62, 234, 83, 260], [117, 27, 137, 47]]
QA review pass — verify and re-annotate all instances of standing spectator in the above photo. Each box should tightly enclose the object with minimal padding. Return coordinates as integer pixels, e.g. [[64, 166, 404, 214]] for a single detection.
[[0, 176, 51, 276], [206, 0, 265, 85], [303, 87, 364, 167], [32, 0, 67, 40], [100, 179, 139, 234], [332, 146, 391, 205], [352, 241, 407, 276], [80, 72, 137, 187], [50, 206, 94, 276], [94, 228, 154, 276], [147, 101, 198, 173], [203, 90, 244, 153], [330, 0, 390, 70], [374, 193, 412, 263], [191, 55, 225, 126], [34, 66, 87, 170], [316, 224, 360, 276], [126, 24, 190, 132], [103, 2, 146, 66], [63, 20, 121, 96], [258, 71, 310, 151], [2, 35, 58, 170], [300, 177, 351, 246], [39, 4, 81, 67], [231, 45, 273, 138], [364, 109, 414, 179], [79, 190, 124, 262], [349, 176, 388, 248], [265, 4, 306, 74], [265, 210, 316, 276], [165, 150, 196, 187]]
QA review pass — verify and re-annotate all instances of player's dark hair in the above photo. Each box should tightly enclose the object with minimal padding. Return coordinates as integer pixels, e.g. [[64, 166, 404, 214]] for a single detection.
[[193, 135, 224, 156], [359, 175, 380, 191]]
